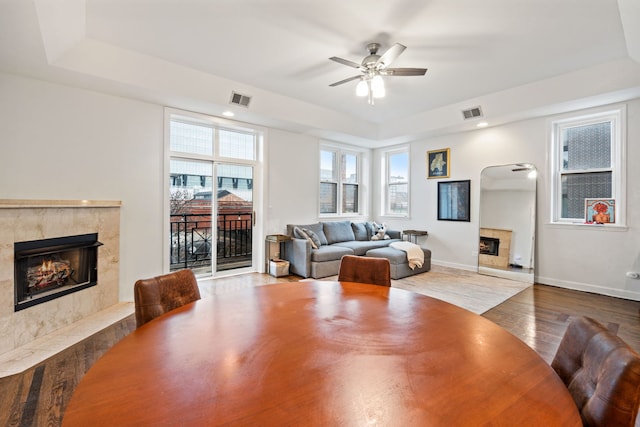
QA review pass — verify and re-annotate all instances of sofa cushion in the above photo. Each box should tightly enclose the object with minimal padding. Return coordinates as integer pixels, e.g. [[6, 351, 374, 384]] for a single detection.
[[333, 239, 401, 256], [323, 221, 356, 244], [366, 247, 432, 279], [351, 222, 370, 241], [310, 245, 353, 262], [288, 223, 328, 245], [365, 247, 408, 264]]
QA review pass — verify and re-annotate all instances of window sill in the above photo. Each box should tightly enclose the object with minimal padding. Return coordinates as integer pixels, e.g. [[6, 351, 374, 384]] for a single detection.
[[319, 214, 365, 219], [546, 222, 628, 231]]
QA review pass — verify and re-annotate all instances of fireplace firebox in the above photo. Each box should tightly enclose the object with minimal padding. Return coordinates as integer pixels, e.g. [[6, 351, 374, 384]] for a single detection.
[[479, 236, 500, 256], [14, 233, 103, 311]]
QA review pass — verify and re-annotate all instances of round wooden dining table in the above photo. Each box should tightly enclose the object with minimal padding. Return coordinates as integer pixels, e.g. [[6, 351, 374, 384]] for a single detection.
[[63, 281, 581, 426]]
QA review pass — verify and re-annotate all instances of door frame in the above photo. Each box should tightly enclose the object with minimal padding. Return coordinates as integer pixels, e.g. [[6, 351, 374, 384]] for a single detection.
[[163, 107, 265, 278]]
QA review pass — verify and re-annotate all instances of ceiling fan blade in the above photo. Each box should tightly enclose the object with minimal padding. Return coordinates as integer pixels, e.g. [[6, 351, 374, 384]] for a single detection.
[[329, 56, 364, 70], [383, 67, 428, 76], [329, 75, 362, 87], [376, 43, 406, 68]]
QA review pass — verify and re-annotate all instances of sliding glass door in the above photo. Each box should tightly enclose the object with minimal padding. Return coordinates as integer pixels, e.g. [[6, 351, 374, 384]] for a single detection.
[[214, 163, 254, 272], [167, 110, 260, 277]]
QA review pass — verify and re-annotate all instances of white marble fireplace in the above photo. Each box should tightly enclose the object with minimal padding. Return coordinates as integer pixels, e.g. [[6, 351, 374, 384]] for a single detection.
[[0, 200, 121, 356]]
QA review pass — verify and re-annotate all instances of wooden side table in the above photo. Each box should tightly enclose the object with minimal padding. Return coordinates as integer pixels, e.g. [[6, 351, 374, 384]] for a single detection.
[[402, 229, 428, 244], [265, 234, 291, 274]]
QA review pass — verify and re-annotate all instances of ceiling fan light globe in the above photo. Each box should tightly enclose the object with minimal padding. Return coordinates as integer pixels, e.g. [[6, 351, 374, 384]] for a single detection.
[[371, 75, 385, 98], [356, 80, 368, 97]]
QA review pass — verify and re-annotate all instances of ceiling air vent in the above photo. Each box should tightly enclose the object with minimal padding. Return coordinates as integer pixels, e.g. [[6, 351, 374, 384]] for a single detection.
[[230, 92, 251, 108], [462, 106, 483, 120]]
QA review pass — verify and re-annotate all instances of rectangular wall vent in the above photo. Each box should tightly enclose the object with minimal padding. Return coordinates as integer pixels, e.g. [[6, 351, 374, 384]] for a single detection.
[[462, 106, 483, 120], [230, 92, 251, 108]]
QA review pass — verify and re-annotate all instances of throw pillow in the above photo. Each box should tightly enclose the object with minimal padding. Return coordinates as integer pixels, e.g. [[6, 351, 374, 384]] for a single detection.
[[292, 223, 328, 245], [293, 226, 307, 240], [302, 228, 321, 249], [365, 222, 375, 239], [323, 220, 356, 244], [293, 226, 319, 249], [351, 222, 369, 241]]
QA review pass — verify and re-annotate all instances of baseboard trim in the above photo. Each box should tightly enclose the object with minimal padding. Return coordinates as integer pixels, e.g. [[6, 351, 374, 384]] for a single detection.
[[431, 260, 477, 272], [535, 275, 640, 301], [433, 260, 640, 301]]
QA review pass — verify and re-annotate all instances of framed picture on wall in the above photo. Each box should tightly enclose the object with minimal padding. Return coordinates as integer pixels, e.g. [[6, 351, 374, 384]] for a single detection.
[[585, 198, 615, 224], [438, 180, 471, 221], [427, 148, 450, 179]]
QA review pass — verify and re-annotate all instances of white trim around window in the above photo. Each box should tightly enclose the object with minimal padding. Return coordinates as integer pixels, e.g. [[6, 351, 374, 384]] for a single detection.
[[319, 143, 365, 217], [549, 104, 626, 227]]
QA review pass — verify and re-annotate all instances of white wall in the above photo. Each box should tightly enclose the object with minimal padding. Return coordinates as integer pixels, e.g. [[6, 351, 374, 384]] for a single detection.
[[2, 72, 638, 303], [0, 73, 345, 302], [265, 129, 319, 234], [264, 132, 374, 235], [0, 73, 165, 302], [374, 102, 640, 300]]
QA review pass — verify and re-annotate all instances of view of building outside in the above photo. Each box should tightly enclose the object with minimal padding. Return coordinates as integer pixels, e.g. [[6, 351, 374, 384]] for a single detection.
[[320, 150, 337, 214], [560, 121, 612, 219], [341, 153, 358, 213], [388, 151, 409, 215], [320, 148, 360, 215]]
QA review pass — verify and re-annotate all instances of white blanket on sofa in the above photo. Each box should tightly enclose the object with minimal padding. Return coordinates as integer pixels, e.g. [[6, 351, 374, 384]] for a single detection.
[[390, 241, 424, 269]]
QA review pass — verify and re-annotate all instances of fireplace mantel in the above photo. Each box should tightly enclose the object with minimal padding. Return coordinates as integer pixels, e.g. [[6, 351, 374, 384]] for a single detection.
[[0, 199, 121, 208]]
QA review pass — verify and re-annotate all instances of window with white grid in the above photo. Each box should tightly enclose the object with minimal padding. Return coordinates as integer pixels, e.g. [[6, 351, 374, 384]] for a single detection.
[[320, 146, 361, 216], [550, 107, 625, 225]]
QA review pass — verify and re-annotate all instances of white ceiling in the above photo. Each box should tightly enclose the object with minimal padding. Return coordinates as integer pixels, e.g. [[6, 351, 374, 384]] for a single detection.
[[1, 0, 640, 146]]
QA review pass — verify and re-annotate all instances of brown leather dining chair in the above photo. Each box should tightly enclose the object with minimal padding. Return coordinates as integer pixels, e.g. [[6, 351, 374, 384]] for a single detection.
[[551, 316, 640, 427], [133, 269, 201, 328], [337, 255, 391, 287]]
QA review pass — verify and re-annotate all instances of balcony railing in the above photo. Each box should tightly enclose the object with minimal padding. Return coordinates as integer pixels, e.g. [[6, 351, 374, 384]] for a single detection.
[[170, 212, 253, 272]]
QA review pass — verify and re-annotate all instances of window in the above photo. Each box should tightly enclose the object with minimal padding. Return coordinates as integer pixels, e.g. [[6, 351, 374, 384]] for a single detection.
[[550, 107, 625, 224], [383, 147, 409, 216], [320, 146, 361, 215], [341, 153, 359, 213], [219, 129, 255, 160]]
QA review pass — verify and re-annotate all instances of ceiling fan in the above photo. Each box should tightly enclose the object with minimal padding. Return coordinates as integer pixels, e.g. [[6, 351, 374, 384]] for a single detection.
[[329, 42, 427, 105], [511, 164, 533, 172]]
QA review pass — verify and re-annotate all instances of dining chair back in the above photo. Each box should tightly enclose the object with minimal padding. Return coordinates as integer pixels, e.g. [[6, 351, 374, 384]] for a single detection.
[[551, 316, 640, 427], [338, 255, 391, 287], [134, 269, 201, 328]]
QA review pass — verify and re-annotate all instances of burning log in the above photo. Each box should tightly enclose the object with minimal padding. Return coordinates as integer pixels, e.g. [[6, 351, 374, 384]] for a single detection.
[[27, 259, 72, 291]]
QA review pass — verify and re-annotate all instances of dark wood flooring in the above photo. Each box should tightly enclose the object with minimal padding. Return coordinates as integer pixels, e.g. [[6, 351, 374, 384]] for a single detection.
[[1, 277, 638, 427]]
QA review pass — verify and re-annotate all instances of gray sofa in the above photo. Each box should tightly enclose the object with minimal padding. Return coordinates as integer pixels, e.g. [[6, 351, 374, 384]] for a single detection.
[[283, 220, 431, 279]]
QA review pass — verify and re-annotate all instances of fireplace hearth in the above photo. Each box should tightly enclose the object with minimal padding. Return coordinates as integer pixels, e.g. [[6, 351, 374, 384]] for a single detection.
[[14, 233, 103, 311]]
